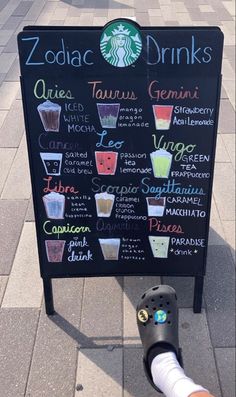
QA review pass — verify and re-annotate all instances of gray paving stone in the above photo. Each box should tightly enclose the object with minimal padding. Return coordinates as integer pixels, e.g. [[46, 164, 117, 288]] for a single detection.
[[163, 276, 198, 308], [179, 308, 221, 397], [0, 308, 39, 397], [0, 73, 5, 85], [215, 133, 231, 162], [123, 276, 161, 345], [136, 12, 150, 25], [222, 220, 235, 255], [218, 99, 235, 133], [222, 134, 235, 167], [0, 148, 16, 195], [124, 348, 162, 397], [5, 56, 20, 81], [0, 29, 14, 46], [1, 135, 32, 199], [0, 52, 16, 73], [3, 34, 18, 53], [0, 81, 19, 109], [2, 222, 42, 308], [25, 197, 35, 221], [0, 199, 27, 274], [75, 348, 123, 397], [215, 348, 236, 397], [209, 198, 226, 246], [213, 163, 235, 221], [24, 0, 46, 20], [80, 277, 123, 346], [26, 278, 84, 397], [0, 99, 24, 147], [0, 0, 8, 12], [0, 276, 8, 305], [2, 16, 23, 30], [205, 245, 235, 347], [12, 1, 34, 17]]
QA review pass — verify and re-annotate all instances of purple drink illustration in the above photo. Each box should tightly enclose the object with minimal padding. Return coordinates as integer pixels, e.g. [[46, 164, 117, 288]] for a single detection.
[[97, 103, 120, 128]]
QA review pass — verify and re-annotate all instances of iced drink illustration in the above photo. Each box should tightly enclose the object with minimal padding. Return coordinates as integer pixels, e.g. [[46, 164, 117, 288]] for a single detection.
[[146, 197, 166, 216], [150, 149, 172, 178], [37, 100, 61, 132], [40, 153, 63, 176], [97, 103, 120, 128], [99, 238, 120, 260], [95, 192, 115, 217], [95, 151, 118, 175], [152, 105, 173, 130], [149, 236, 170, 258], [43, 192, 65, 219], [45, 240, 66, 262]]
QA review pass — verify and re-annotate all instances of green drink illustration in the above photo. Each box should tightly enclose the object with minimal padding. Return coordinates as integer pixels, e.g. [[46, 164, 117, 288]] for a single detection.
[[149, 236, 170, 258], [150, 149, 172, 178]]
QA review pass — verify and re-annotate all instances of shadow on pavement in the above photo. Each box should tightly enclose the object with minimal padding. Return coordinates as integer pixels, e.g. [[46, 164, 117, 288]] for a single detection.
[[46, 227, 235, 396], [61, 0, 133, 9]]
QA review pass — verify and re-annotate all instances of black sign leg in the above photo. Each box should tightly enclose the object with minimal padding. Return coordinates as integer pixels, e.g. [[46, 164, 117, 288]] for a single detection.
[[193, 276, 204, 313], [42, 278, 55, 315]]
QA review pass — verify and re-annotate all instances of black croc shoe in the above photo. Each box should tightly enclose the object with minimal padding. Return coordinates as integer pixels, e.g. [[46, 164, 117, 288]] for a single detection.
[[136, 285, 183, 393]]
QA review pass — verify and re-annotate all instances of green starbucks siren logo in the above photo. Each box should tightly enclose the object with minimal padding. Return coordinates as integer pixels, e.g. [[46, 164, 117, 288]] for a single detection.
[[100, 21, 142, 67]]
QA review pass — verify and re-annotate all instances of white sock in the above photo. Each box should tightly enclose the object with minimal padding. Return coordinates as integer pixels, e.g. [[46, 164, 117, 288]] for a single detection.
[[151, 351, 209, 397]]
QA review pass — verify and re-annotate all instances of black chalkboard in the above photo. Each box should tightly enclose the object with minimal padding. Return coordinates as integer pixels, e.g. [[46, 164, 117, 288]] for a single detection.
[[17, 20, 223, 313]]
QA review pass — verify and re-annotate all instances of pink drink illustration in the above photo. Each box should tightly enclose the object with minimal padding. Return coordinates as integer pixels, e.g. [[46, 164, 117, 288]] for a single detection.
[[45, 240, 66, 262], [40, 153, 62, 176], [43, 192, 65, 219], [152, 105, 173, 130], [99, 238, 120, 260], [37, 100, 61, 132], [97, 103, 120, 128], [95, 151, 118, 175], [146, 197, 166, 216]]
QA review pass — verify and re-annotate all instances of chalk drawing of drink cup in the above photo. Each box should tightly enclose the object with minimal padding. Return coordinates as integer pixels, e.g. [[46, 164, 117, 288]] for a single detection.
[[99, 238, 120, 260], [150, 149, 172, 178], [95, 192, 115, 217], [37, 100, 61, 132], [146, 197, 166, 217], [149, 236, 170, 258], [95, 151, 118, 175], [152, 105, 173, 130], [43, 192, 65, 219], [45, 240, 66, 262], [97, 103, 120, 128], [40, 153, 63, 176]]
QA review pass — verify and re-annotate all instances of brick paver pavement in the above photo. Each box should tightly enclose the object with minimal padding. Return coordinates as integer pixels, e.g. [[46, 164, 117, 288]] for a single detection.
[[0, 0, 235, 396]]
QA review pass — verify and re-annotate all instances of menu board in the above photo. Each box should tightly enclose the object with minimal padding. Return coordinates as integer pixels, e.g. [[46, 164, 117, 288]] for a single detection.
[[18, 22, 223, 284]]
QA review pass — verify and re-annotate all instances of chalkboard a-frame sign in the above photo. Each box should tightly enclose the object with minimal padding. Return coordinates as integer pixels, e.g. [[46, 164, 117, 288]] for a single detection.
[[17, 20, 223, 314]]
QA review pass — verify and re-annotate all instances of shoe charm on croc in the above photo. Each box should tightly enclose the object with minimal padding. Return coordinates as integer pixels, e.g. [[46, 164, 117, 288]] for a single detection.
[[136, 285, 183, 392], [137, 309, 149, 323]]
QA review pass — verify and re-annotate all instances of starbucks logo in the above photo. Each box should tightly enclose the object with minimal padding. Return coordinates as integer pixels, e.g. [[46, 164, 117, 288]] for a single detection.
[[100, 21, 142, 67]]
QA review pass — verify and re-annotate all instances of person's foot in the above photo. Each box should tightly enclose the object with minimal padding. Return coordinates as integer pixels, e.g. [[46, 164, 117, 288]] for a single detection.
[[136, 285, 182, 392]]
